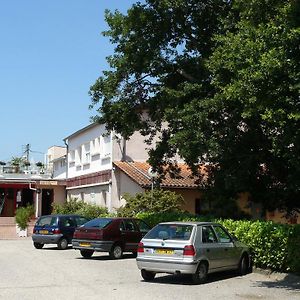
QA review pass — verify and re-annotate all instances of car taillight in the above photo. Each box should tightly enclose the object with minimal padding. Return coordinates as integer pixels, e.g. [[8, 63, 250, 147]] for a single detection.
[[183, 245, 196, 256], [137, 242, 144, 253], [53, 228, 61, 234]]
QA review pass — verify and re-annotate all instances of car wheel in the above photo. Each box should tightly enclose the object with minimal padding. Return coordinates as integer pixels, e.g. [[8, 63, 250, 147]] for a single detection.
[[238, 255, 248, 276], [109, 244, 123, 259], [141, 270, 156, 281], [80, 249, 94, 258], [57, 237, 68, 250], [33, 242, 44, 249], [192, 262, 208, 284]]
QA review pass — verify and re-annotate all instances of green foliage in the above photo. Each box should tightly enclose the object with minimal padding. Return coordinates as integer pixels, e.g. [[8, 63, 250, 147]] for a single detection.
[[116, 189, 184, 217], [90, 0, 300, 214], [136, 211, 213, 228], [52, 198, 108, 220], [216, 219, 300, 274], [15, 205, 34, 230]]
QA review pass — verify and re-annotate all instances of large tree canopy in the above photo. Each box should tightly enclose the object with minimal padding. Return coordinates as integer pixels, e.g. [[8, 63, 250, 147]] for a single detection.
[[90, 0, 300, 214]]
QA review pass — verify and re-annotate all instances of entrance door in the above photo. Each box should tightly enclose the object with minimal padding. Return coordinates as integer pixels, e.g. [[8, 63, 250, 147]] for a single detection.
[[42, 189, 53, 215], [21, 189, 34, 207]]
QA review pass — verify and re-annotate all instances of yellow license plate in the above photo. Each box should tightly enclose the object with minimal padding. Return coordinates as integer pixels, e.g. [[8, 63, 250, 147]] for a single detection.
[[156, 249, 174, 255], [79, 242, 91, 247], [39, 230, 48, 234]]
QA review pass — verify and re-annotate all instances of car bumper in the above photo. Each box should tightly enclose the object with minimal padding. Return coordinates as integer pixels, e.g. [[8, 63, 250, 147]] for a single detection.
[[136, 257, 198, 275], [32, 234, 63, 244], [72, 239, 114, 252]]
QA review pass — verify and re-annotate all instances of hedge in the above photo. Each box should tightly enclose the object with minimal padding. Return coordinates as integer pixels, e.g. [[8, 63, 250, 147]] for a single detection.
[[137, 212, 300, 274]]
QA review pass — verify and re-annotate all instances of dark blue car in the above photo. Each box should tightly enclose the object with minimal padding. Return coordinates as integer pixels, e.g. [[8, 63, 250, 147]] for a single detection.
[[32, 214, 89, 250]]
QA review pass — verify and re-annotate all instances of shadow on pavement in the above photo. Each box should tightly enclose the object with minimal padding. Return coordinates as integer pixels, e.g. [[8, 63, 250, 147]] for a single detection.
[[142, 270, 241, 286], [75, 253, 136, 261], [254, 273, 300, 291]]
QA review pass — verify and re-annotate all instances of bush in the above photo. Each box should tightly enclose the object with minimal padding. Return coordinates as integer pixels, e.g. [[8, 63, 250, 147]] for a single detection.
[[117, 189, 184, 217], [137, 211, 213, 228], [15, 205, 34, 230], [136, 211, 300, 274], [52, 198, 108, 219]]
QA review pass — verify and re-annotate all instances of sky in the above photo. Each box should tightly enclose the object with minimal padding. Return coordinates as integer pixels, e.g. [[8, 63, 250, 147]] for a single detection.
[[0, 0, 140, 163]]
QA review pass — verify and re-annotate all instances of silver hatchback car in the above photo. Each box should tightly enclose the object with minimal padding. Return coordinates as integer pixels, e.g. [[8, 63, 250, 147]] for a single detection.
[[136, 221, 251, 284]]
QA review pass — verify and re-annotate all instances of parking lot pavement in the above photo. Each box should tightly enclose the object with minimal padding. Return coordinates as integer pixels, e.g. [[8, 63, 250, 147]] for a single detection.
[[0, 239, 299, 300]]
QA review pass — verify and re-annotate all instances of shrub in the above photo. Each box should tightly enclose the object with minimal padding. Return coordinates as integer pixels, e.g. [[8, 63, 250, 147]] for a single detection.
[[15, 205, 34, 230], [137, 211, 213, 228], [52, 198, 108, 219], [117, 189, 184, 217]]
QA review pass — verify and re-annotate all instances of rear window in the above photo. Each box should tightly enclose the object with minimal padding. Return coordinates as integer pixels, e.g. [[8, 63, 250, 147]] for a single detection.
[[144, 224, 193, 240], [82, 218, 112, 229], [36, 216, 58, 227]]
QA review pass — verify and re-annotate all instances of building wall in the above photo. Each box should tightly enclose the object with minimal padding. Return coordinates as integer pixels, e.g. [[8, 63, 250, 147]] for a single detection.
[[67, 184, 110, 208], [52, 158, 66, 179], [67, 123, 112, 178], [111, 168, 144, 211], [47, 146, 66, 163]]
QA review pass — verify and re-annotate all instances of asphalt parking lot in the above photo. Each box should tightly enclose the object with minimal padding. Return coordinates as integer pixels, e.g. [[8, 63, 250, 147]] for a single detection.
[[0, 239, 299, 300]]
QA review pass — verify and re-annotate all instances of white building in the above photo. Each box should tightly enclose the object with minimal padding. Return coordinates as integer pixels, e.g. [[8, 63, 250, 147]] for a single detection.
[[63, 122, 162, 212]]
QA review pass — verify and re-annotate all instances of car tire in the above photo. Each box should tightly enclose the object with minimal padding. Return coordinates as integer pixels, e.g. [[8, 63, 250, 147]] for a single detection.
[[80, 249, 94, 258], [33, 242, 44, 249], [238, 255, 248, 276], [57, 237, 68, 250], [192, 262, 208, 284], [141, 270, 156, 281], [109, 244, 123, 259]]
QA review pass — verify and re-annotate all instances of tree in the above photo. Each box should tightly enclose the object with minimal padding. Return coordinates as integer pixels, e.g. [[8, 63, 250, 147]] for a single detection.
[[90, 0, 300, 214], [117, 189, 184, 217]]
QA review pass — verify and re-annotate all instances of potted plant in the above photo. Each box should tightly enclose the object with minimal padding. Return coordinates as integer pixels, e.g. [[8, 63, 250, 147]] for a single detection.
[[15, 205, 34, 237]]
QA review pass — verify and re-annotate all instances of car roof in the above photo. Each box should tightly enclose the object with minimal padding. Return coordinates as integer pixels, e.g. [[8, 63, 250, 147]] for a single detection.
[[38, 214, 84, 218], [157, 221, 221, 226]]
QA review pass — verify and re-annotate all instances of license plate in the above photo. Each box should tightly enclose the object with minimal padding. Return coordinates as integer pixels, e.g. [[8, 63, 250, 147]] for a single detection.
[[79, 242, 91, 247], [39, 230, 48, 234], [156, 249, 174, 255]]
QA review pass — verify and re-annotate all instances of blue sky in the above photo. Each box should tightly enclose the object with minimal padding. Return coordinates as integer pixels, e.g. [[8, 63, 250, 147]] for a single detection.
[[0, 0, 140, 163]]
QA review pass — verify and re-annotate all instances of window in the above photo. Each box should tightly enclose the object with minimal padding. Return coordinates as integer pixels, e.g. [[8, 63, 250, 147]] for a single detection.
[[37, 216, 58, 226], [135, 220, 150, 234], [75, 217, 89, 226], [92, 137, 101, 155], [202, 226, 217, 243], [121, 220, 136, 232], [62, 217, 75, 227], [83, 143, 91, 164], [69, 150, 75, 162], [102, 134, 111, 157], [82, 218, 112, 229], [144, 224, 193, 240], [213, 226, 232, 243]]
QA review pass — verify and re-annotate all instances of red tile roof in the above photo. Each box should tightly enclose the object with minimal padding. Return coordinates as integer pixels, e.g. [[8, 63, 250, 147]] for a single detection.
[[113, 161, 207, 189]]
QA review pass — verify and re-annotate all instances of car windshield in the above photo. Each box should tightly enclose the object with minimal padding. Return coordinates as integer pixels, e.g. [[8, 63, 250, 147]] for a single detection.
[[144, 224, 193, 240], [82, 218, 112, 229], [36, 216, 58, 227]]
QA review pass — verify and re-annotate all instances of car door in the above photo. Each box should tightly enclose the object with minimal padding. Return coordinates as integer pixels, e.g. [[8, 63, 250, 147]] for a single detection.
[[212, 225, 239, 268], [200, 225, 225, 271], [120, 219, 140, 251], [60, 216, 76, 242]]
